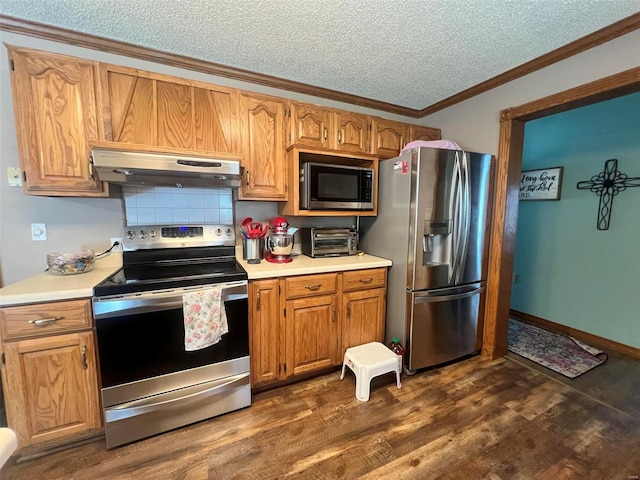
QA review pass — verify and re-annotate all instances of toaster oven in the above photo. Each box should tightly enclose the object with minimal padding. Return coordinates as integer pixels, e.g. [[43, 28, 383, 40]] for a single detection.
[[301, 227, 358, 258]]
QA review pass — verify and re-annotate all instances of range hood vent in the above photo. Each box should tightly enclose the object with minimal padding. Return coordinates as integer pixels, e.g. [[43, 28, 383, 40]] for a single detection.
[[91, 145, 243, 189]]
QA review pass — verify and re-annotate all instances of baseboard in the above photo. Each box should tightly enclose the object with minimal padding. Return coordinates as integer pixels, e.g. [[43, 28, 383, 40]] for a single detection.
[[510, 309, 640, 360]]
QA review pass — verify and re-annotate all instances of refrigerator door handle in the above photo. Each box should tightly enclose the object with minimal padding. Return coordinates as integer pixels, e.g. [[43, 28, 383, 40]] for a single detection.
[[450, 152, 463, 283], [414, 285, 485, 303], [457, 151, 472, 284]]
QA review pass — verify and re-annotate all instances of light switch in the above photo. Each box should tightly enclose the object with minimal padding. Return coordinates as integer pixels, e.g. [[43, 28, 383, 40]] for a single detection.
[[31, 223, 47, 241], [7, 167, 22, 187]]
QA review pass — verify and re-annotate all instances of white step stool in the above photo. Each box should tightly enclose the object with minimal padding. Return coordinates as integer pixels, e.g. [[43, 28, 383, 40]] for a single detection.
[[340, 341, 402, 402]]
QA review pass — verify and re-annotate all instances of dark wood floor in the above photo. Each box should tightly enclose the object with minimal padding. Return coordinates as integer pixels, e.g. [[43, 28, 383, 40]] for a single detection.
[[3, 354, 640, 480]]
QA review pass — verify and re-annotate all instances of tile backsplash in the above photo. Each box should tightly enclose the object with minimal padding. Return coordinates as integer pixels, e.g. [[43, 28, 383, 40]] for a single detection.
[[122, 186, 233, 226]]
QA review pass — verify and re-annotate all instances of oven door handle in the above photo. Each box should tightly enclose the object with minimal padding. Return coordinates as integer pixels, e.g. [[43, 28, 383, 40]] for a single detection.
[[104, 373, 249, 422]]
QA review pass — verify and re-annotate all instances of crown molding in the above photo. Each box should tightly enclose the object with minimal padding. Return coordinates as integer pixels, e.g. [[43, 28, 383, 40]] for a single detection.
[[2, 13, 639, 119]]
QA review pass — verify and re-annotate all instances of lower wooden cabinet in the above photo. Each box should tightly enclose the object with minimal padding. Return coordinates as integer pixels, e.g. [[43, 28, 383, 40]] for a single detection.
[[249, 268, 386, 388], [248, 278, 281, 386], [0, 300, 102, 450], [285, 294, 339, 376]]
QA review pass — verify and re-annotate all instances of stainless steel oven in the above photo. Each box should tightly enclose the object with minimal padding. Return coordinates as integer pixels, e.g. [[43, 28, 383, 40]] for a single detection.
[[92, 224, 250, 449]]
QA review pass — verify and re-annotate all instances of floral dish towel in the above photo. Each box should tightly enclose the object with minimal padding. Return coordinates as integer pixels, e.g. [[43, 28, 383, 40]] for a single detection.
[[183, 287, 228, 351]]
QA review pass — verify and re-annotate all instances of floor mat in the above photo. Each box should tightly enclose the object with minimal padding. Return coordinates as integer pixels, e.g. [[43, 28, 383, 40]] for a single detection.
[[508, 318, 608, 378]]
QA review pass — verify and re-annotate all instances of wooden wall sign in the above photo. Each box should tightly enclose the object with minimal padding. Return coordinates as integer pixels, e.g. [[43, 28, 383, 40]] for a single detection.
[[519, 167, 563, 200], [576, 158, 640, 230]]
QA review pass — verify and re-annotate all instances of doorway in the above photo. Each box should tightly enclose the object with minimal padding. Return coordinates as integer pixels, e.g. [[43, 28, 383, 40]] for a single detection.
[[482, 66, 640, 359]]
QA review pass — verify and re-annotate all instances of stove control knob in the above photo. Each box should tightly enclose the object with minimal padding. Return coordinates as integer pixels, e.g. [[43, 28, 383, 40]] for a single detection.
[[149, 230, 157, 238], [139, 230, 148, 239], [126, 230, 136, 239], [215, 228, 222, 236], [225, 227, 232, 236]]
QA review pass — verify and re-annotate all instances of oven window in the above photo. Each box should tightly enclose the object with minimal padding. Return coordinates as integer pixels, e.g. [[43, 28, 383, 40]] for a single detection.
[[96, 298, 248, 388]]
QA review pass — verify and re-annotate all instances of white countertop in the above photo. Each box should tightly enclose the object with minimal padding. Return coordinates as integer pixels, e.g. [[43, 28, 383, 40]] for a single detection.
[[0, 253, 123, 307], [237, 252, 392, 279], [0, 250, 392, 307]]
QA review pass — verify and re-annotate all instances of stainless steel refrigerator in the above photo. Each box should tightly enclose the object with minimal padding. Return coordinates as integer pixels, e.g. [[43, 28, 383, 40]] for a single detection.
[[360, 146, 493, 372]]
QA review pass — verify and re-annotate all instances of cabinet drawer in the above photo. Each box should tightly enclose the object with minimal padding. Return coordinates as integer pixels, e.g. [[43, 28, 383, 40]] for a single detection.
[[285, 273, 338, 299], [342, 268, 387, 292], [0, 299, 92, 340]]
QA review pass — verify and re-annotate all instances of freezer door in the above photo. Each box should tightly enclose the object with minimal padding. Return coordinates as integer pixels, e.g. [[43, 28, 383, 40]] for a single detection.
[[406, 283, 484, 371]]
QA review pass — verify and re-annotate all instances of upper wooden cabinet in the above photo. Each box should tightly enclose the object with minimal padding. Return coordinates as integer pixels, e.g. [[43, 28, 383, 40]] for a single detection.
[[97, 64, 241, 153], [371, 118, 409, 159], [334, 111, 370, 154], [287, 102, 370, 155], [239, 92, 287, 200], [7, 47, 107, 197], [408, 125, 441, 143]]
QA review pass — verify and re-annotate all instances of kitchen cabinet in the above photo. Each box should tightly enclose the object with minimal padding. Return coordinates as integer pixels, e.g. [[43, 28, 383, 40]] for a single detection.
[[249, 268, 387, 390], [370, 118, 408, 159], [408, 124, 441, 143], [341, 269, 387, 351], [249, 278, 281, 387], [0, 299, 101, 451], [7, 46, 107, 197], [284, 273, 340, 376], [287, 101, 370, 154], [98, 64, 241, 153], [239, 92, 287, 200], [287, 102, 333, 150]]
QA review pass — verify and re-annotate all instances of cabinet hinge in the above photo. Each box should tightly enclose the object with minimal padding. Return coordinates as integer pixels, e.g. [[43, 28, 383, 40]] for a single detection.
[[284, 363, 287, 374], [22, 171, 26, 182], [1, 353, 4, 364], [283, 307, 286, 318], [278, 284, 281, 295], [10, 59, 15, 71]]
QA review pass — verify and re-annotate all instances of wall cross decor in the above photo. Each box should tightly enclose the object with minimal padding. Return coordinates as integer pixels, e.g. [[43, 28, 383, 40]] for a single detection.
[[576, 158, 640, 230]]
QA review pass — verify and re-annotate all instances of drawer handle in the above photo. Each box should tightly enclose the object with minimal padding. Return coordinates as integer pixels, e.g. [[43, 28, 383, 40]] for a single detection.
[[80, 345, 88, 370], [346, 303, 350, 318], [332, 305, 336, 322], [305, 284, 321, 291], [358, 278, 373, 284], [28, 316, 64, 326]]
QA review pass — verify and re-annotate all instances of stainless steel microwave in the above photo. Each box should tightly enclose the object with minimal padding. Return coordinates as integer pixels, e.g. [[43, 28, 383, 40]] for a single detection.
[[299, 162, 374, 210]]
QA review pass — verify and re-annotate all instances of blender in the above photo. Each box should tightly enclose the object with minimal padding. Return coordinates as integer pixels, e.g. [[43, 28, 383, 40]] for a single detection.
[[265, 216, 295, 263]]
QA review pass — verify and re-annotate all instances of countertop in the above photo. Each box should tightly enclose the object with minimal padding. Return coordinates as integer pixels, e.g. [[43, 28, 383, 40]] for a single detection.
[[0, 253, 123, 307], [237, 252, 392, 279], [0, 250, 392, 307]]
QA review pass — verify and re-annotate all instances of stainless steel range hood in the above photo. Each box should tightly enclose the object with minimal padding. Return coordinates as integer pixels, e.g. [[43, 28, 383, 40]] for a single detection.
[[91, 145, 243, 189]]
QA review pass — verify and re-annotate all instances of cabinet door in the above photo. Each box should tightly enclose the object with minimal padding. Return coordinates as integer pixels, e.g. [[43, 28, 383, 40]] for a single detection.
[[288, 102, 333, 149], [335, 111, 370, 154], [2, 332, 101, 448], [239, 93, 287, 199], [408, 124, 441, 143], [371, 118, 408, 158], [8, 47, 106, 197], [98, 65, 241, 153], [249, 279, 281, 387], [342, 288, 386, 352], [285, 295, 339, 376]]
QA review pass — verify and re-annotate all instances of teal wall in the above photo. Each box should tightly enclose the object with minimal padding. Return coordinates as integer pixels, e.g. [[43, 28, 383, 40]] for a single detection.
[[511, 91, 640, 349]]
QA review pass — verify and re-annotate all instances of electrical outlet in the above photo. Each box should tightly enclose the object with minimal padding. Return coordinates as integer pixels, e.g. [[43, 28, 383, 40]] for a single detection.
[[31, 223, 47, 241], [110, 237, 123, 252]]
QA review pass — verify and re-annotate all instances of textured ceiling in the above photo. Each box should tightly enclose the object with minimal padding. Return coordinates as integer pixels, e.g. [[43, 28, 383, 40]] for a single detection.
[[1, 1, 639, 110]]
